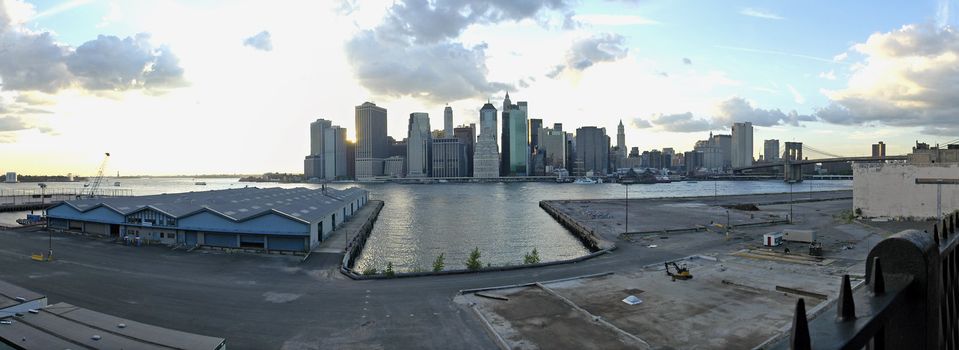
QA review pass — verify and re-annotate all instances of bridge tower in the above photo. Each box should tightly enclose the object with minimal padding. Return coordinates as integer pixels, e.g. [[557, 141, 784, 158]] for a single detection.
[[783, 142, 803, 182]]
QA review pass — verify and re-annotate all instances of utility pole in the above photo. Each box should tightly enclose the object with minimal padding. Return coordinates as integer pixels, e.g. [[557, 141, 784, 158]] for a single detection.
[[915, 178, 959, 223], [625, 184, 629, 235], [789, 182, 794, 223]]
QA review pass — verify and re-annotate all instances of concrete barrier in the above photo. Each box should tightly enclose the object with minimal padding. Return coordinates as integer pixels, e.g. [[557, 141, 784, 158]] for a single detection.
[[538, 200, 606, 251]]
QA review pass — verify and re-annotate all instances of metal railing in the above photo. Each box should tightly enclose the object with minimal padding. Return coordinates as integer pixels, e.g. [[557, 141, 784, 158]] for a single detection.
[[774, 210, 959, 349]]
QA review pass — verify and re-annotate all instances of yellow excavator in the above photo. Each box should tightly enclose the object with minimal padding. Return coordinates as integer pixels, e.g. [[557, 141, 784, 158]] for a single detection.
[[665, 262, 692, 281]]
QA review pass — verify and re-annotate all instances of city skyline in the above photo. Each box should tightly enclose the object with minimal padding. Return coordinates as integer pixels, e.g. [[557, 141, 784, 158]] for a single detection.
[[0, 0, 957, 175]]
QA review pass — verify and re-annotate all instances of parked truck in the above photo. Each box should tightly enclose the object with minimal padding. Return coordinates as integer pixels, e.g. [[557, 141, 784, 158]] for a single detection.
[[782, 229, 817, 243]]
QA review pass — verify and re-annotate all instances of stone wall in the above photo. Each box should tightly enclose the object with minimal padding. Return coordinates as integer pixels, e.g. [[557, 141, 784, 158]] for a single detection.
[[853, 163, 959, 219]]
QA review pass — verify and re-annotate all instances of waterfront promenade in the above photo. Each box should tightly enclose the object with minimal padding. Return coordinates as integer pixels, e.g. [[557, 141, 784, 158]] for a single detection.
[[0, 190, 911, 349]]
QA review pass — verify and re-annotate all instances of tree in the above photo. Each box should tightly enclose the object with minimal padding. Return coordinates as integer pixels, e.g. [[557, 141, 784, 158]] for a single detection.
[[385, 262, 395, 277], [523, 248, 540, 265], [432, 253, 445, 272], [466, 247, 482, 271]]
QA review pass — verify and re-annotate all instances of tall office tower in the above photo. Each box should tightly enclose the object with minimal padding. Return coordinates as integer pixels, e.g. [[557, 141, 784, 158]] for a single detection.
[[872, 141, 886, 158], [574, 126, 610, 176], [355, 102, 388, 179], [443, 105, 453, 137], [506, 102, 529, 175], [407, 113, 432, 177], [695, 136, 722, 171], [529, 118, 542, 151], [731, 122, 753, 168], [629, 147, 640, 158], [684, 150, 704, 175], [538, 127, 567, 170], [387, 136, 407, 158], [346, 141, 356, 179], [764, 139, 780, 162], [554, 123, 563, 133], [323, 125, 348, 180], [617, 120, 626, 150], [710, 133, 732, 170], [474, 102, 500, 178], [500, 93, 512, 175], [431, 138, 467, 177], [304, 119, 332, 180], [453, 124, 476, 176]]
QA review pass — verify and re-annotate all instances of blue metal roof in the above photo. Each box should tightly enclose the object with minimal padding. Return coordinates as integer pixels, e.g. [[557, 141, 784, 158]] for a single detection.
[[52, 187, 367, 224]]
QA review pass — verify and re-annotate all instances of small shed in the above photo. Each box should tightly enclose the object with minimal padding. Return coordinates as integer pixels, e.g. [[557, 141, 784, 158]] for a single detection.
[[763, 232, 784, 247]]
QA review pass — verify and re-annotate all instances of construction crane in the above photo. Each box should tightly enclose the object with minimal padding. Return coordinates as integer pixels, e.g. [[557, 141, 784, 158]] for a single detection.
[[79, 153, 110, 199]]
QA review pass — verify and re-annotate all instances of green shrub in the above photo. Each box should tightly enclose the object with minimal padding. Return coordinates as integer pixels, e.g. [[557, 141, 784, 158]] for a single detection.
[[523, 248, 541, 264], [466, 247, 482, 271], [432, 253, 445, 272], [385, 262, 395, 277]]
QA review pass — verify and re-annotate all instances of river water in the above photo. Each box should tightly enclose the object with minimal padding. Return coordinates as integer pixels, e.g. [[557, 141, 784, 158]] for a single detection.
[[0, 178, 851, 272]]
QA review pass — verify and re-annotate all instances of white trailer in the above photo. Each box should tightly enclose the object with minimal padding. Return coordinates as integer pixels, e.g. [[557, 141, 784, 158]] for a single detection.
[[763, 232, 783, 246], [782, 229, 817, 243]]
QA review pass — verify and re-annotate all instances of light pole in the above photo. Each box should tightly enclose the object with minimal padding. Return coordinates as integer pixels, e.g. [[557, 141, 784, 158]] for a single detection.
[[625, 183, 629, 235], [789, 182, 794, 223]]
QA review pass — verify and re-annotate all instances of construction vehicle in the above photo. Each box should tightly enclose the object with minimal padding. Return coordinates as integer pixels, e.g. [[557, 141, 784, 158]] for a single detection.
[[78, 152, 109, 199], [665, 261, 693, 281]]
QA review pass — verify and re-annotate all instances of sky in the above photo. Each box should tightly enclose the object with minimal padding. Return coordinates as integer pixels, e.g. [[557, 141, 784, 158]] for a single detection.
[[1, 0, 958, 176]]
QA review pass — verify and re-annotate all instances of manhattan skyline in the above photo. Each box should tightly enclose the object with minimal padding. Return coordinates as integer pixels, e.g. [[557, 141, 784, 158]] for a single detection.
[[0, 0, 956, 175]]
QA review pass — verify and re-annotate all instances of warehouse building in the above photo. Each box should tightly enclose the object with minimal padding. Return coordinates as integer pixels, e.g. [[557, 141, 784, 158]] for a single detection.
[[46, 186, 369, 252]]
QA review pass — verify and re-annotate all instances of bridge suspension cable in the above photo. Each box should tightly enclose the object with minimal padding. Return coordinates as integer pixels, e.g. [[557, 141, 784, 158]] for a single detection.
[[801, 144, 845, 159]]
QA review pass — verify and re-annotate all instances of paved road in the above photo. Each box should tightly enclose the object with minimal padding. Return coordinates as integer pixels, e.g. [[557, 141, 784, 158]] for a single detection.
[[0, 191, 853, 349]]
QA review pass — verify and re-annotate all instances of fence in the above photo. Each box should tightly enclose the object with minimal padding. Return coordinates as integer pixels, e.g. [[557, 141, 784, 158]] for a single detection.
[[0, 188, 133, 206], [774, 210, 959, 349]]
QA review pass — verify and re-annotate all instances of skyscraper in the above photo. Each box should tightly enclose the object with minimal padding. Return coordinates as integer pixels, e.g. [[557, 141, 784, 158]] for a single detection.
[[529, 118, 542, 151], [304, 119, 346, 180], [500, 92, 512, 176], [355, 102, 388, 179], [574, 126, 609, 176], [407, 113, 431, 177], [443, 105, 453, 137], [872, 141, 886, 158], [474, 102, 500, 178], [431, 138, 467, 177], [764, 139, 780, 162], [453, 124, 476, 176], [507, 102, 529, 175], [617, 120, 625, 150], [731, 122, 753, 168], [538, 127, 567, 170], [304, 119, 332, 180]]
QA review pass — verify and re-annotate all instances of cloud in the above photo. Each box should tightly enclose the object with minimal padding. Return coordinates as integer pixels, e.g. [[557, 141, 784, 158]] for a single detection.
[[0, 115, 29, 131], [66, 33, 187, 91], [346, 31, 510, 103], [0, 1, 187, 94], [817, 24, 959, 135], [572, 14, 658, 26], [682, 57, 692, 65], [833, 52, 848, 62], [548, 32, 628, 78], [243, 30, 273, 51], [637, 97, 816, 132], [786, 84, 805, 104], [715, 97, 814, 127], [376, 0, 572, 45], [344, 0, 573, 102], [818, 70, 836, 80], [740, 8, 784, 20], [630, 118, 651, 128]]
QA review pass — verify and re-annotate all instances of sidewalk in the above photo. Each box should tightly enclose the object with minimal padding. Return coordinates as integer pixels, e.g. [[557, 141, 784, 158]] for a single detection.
[[313, 200, 381, 254]]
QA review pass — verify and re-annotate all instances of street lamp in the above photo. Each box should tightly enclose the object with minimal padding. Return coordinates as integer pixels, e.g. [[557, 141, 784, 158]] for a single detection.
[[789, 182, 794, 223], [625, 183, 629, 235]]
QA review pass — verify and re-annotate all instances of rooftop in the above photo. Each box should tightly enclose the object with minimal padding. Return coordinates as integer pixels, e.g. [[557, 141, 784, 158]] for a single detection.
[[54, 187, 367, 223], [0, 302, 225, 350], [0, 280, 44, 313]]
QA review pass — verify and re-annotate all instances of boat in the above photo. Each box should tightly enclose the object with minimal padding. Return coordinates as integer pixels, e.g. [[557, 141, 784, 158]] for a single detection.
[[573, 178, 597, 184], [113, 182, 121, 186], [16, 214, 45, 226], [195, 181, 207, 185]]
